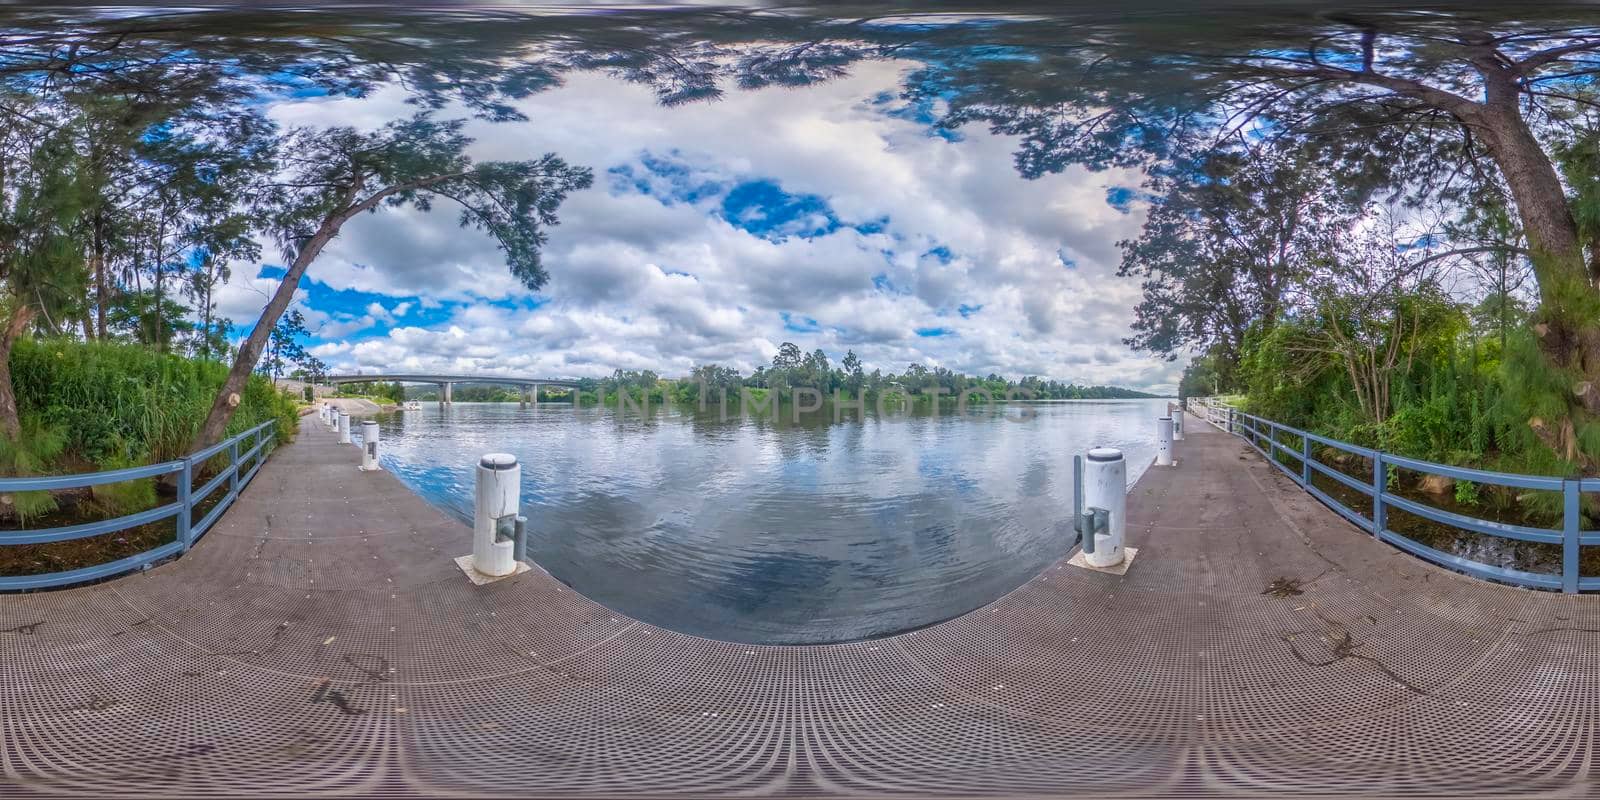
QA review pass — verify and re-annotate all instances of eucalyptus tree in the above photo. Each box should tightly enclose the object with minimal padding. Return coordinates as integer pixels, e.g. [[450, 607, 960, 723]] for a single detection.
[[188, 114, 592, 451]]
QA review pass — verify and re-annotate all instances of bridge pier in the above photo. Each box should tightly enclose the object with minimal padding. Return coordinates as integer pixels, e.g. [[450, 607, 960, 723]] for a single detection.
[[442, 382, 453, 406], [533, 383, 540, 408]]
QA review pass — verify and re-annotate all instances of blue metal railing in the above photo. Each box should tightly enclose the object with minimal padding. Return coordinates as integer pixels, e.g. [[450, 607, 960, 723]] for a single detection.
[[1190, 398, 1597, 593], [0, 420, 278, 591]]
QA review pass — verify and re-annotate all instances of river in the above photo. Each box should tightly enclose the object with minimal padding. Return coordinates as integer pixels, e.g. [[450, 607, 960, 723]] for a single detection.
[[374, 398, 1167, 644]]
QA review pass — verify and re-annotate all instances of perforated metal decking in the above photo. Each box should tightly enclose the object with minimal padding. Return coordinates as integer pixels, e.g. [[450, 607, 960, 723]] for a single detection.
[[1, 415, 1596, 798]]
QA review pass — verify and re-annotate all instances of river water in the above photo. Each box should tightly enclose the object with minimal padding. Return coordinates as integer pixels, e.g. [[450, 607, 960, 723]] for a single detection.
[[374, 398, 1166, 644]]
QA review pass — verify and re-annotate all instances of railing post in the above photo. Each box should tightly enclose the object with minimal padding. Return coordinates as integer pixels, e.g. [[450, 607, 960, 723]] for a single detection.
[[1563, 480, 1580, 594], [1300, 434, 1311, 486], [229, 438, 241, 497], [1372, 452, 1386, 537], [176, 459, 192, 551]]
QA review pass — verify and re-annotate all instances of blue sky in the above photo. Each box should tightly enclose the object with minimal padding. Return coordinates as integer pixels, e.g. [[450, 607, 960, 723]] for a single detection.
[[217, 61, 1178, 391]]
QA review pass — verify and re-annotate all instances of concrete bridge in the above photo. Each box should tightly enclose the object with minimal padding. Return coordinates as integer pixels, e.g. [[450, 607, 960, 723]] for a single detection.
[[324, 373, 581, 406]]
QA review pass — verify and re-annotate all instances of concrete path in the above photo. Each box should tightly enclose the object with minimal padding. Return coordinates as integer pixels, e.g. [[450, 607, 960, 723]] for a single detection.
[[1, 413, 1595, 797]]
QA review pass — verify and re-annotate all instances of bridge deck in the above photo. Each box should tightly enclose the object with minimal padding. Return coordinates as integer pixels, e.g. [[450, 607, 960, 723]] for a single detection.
[[2, 414, 1595, 797]]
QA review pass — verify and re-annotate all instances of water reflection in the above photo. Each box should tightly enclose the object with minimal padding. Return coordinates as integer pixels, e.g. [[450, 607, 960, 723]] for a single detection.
[[377, 400, 1163, 644]]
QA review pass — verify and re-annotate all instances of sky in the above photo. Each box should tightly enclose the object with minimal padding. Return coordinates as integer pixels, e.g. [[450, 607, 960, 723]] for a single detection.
[[214, 60, 1182, 392]]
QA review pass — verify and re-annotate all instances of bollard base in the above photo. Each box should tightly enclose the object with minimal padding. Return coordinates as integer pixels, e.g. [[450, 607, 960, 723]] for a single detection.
[[358, 464, 384, 472], [452, 554, 531, 585], [1067, 546, 1139, 576]]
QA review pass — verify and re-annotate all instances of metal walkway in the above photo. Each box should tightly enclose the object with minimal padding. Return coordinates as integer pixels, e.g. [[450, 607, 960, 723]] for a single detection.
[[2, 414, 1596, 797]]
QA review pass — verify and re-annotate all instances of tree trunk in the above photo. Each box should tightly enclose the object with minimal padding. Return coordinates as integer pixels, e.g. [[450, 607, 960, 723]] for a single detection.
[[186, 218, 341, 454], [92, 215, 107, 340], [186, 169, 455, 454], [1479, 107, 1588, 293], [1477, 102, 1600, 469], [153, 259, 164, 352], [0, 305, 37, 441]]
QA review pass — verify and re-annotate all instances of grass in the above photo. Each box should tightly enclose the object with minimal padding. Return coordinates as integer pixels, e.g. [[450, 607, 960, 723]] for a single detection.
[[0, 338, 299, 580]]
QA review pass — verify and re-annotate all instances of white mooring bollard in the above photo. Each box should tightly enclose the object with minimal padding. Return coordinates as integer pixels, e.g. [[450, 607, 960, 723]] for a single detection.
[[1172, 405, 1184, 441], [472, 453, 521, 577], [338, 411, 351, 444], [360, 421, 381, 471], [1083, 447, 1127, 568], [1157, 416, 1174, 466]]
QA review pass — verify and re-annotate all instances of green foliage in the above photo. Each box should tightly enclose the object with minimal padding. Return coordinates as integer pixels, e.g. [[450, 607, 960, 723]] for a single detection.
[[106, 290, 197, 349], [260, 308, 307, 380], [338, 381, 406, 403], [0, 414, 67, 523], [1234, 294, 1561, 483], [9, 337, 298, 468], [88, 452, 157, 518], [262, 114, 593, 293]]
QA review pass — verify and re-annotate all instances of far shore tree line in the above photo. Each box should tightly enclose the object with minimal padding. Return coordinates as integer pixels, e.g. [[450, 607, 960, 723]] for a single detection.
[[598, 344, 1158, 406], [318, 345, 1159, 409]]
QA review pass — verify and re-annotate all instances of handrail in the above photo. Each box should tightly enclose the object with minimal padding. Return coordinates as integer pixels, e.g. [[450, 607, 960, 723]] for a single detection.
[[0, 419, 280, 591], [1188, 396, 1592, 594]]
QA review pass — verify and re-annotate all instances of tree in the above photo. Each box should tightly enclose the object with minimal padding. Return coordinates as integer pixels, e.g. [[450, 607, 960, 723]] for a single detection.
[[261, 309, 308, 381], [1118, 145, 1358, 382], [1283, 222, 1461, 426], [804, 348, 831, 390], [301, 355, 329, 385], [841, 349, 864, 393], [920, 12, 1600, 467], [187, 114, 592, 451], [190, 251, 240, 360], [106, 290, 195, 349], [768, 342, 803, 392], [0, 106, 90, 438], [1452, 198, 1534, 353]]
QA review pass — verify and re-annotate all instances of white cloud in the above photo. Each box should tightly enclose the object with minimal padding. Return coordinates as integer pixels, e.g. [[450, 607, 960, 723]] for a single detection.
[[249, 60, 1177, 391]]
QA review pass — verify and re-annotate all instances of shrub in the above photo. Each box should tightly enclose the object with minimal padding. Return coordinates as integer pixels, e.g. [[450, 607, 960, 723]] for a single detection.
[[8, 337, 299, 471]]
